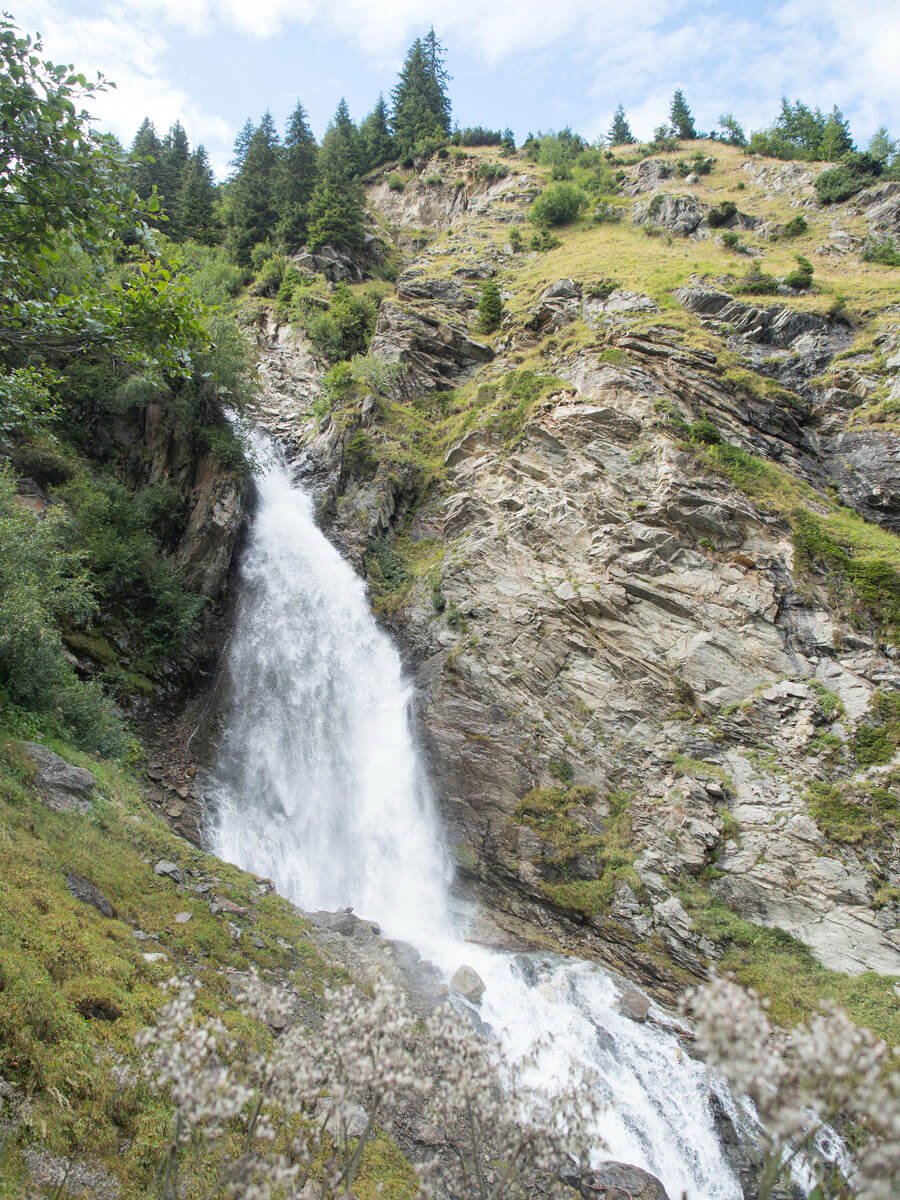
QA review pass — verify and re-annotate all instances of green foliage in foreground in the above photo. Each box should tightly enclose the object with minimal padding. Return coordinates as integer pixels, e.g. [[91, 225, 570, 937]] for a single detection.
[[0, 731, 357, 1195]]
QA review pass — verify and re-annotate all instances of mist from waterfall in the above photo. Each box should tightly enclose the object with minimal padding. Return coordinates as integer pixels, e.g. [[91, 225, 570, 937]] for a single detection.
[[210, 434, 745, 1200]]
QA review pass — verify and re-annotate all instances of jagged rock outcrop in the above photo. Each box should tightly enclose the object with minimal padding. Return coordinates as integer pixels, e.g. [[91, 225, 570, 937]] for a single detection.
[[370, 301, 493, 393], [632, 194, 706, 236], [855, 180, 900, 240]]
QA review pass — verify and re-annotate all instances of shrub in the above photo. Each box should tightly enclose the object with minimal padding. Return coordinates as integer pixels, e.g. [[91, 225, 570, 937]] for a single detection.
[[689, 418, 723, 445], [343, 430, 378, 479], [782, 215, 808, 238], [861, 237, 900, 266], [476, 280, 503, 333], [736, 266, 781, 295], [529, 230, 561, 251], [815, 152, 882, 204], [592, 200, 622, 224], [508, 227, 524, 252], [721, 231, 744, 251], [301, 283, 379, 363], [425, 174, 442, 187], [528, 182, 588, 228], [387, 174, 405, 192], [474, 161, 508, 182], [784, 255, 814, 290], [253, 253, 286, 298], [707, 200, 738, 228]]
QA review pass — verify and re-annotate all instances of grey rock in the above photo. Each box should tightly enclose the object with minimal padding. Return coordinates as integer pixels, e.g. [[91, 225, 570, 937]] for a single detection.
[[154, 860, 186, 885], [370, 301, 493, 394], [632, 194, 705, 237], [565, 1162, 672, 1200], [65, 872, 114, 919], [450, 963, 486, 1004], [174, 911, 193, 924], [823, 429, 900, 531], [22, 743, 96, 813], [855, 180, 900, 240], [293, 243, 366, 284], [618, 988, 651, 1022], [525, 279, 582, 333], [623, 158, 674, 196]]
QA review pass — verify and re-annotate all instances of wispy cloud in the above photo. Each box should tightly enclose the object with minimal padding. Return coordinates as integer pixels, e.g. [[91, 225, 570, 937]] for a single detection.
[[10, 0, 896, 176]]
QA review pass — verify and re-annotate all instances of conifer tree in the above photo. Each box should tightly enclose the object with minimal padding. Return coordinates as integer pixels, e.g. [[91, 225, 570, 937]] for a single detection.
[[329, 97, 364, 176], [178, 146, 217, 244], [669, 90, 696, 139], [360, 95, 394, 170], [391, 30, 452, 158], [422, 26, 452, 137], [868, 126, 898, 165], [818, 106, 853, 161], [275, 101, 318, 251], [608, 104, 633, 146], [160, 120, 191, 234], [305, 102, 366, 253], [231, 118, 255, 171], [130, 118, 163, 199], [227, 111, 280, 265]]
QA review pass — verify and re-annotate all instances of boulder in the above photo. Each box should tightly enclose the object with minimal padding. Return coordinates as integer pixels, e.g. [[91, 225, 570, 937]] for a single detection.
[[65, 872, 114, 918], [564, 1162, 672, 1200], [624, 159, 674, 197], [631, 194, 705, 237], [617, 988, 651, 1022], [292, 243, 365, 284], [23, 743, 96, 813], [153, 860, 186, 885], [450, 964, 486, 1004], [823, 429, 900, 531], [525, 279, 582, 333]]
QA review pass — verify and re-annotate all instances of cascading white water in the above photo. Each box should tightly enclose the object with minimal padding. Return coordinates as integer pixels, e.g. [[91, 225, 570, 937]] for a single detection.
[[210, 435, 746, 1200]]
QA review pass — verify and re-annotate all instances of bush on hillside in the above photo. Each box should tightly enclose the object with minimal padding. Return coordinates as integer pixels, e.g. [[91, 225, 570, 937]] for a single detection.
[[477, 280, 503, 332], [782, 215, 808, 238], [784, 255, 814, 290], [815, 152, 882, 204], [707, 201, 737, 228], [861, 237, 900, 266], [529, 182, 588, 228]]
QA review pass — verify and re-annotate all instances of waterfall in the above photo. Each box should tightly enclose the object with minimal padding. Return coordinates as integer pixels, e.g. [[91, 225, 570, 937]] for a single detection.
[[210, 435, 746, 1200]]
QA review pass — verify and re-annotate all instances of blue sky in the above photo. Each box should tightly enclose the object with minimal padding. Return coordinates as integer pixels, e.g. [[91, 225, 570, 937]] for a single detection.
[[11, 1, 899, 179]]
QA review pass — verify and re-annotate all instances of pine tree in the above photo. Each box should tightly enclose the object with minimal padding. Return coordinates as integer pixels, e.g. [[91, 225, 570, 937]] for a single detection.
[[231, 118, 255, 171], [868, 126, 898, 165], [422, 26, 452, 137], [477, 279, 502, 332], [718, 113, 746, 147], [500, 128, 516, 156], [129, 118, 164, 225], [305, 101, 366, 253], [227, 111, 280, 265], [360, 95, 394, 171], [669, 90, 696, 140], [608, 104, 633, 146], [275, 101, 318, 251], [329, 97, 364, 176], [179, 146, 217, 244], [818, 106, 853, 161], [391, 32, 452, 158]]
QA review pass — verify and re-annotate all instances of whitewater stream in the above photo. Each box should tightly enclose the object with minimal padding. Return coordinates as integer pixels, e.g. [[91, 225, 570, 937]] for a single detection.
[[210, 435, 747, 1200]]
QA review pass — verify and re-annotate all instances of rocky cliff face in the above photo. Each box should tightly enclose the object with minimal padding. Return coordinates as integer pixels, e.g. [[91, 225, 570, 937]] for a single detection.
[[246, 142, 900, 1020]]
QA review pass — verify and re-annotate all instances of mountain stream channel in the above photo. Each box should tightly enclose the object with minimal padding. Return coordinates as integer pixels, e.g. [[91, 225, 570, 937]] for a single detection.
[[208, 432, 755, 1200]]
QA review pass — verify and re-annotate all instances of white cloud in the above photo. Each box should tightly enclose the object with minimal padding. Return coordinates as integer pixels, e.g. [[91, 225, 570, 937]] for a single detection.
[[9, 0, 897, 174]]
